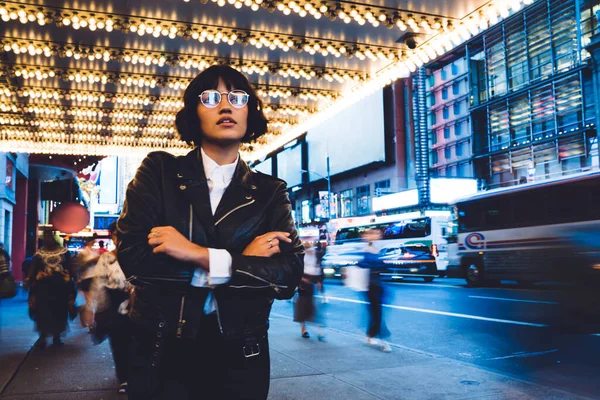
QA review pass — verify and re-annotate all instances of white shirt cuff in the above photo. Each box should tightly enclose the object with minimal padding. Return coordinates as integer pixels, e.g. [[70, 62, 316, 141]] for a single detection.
[[207, 248, 232, 285]]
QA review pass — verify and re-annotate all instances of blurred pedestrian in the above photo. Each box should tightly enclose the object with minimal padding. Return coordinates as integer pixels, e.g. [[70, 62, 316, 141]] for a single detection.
[[294, 239, 326, 341], [89, 222, 131, 394], [117, 65, 303, 399], [25, 231, 77, 348], [75, 237, 100, 331], [359, 229, 391, 353]]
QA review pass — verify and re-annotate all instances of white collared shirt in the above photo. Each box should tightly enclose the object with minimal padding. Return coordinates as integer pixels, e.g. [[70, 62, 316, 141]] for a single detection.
[[191, 148, 237, 313]]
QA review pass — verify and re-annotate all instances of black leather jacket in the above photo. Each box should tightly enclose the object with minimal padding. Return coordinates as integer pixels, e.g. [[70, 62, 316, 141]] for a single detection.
[[117, 148, 304, 339]]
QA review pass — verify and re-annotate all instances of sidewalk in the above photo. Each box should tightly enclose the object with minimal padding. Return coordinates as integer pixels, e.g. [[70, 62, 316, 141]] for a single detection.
[[0, 291, 591, 400]]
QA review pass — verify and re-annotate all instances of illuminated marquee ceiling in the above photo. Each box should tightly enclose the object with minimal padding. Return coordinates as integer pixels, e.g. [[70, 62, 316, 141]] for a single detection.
[[0, 0, 529, 161]]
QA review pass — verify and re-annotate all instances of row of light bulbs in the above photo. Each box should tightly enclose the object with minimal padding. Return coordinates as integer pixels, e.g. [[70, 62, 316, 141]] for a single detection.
[[191, 0, 449, 33], [11, 87, 183, 110], [2, 37, 365, 84], [5, 118, 177, 134], [0, 2, 398, 61], [1, 87, 317, 120], [1, 129, 184, 143], [2, 65, 340, 102]]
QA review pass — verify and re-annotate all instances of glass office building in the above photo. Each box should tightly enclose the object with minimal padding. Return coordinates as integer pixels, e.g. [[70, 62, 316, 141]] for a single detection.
[[425, 0, 600, 189]]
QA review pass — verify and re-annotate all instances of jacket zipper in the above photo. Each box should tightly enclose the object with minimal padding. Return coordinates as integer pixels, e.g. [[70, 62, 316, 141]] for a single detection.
[[175, 204, 195, 339], [214, 199, 256, 226], [235, 269, 288, 293], [189, 204, 224, 334]]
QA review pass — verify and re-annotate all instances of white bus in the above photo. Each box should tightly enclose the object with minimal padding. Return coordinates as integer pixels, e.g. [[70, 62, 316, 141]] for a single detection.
[[323, 215, 451, 281], [446, 171, 600, 286]]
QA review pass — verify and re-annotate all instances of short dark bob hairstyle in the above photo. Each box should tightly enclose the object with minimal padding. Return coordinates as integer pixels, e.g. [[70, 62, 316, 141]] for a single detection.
[[175, 65, 268, 145]]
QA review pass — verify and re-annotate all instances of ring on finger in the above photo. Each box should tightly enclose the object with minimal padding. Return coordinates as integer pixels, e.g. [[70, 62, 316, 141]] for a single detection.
[[267, 237, 274, 243], [152, 231, 161, 237], [269, 242, 274, 249]]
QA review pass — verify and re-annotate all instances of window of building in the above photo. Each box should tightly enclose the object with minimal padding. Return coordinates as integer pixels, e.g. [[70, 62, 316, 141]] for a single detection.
[[454, 102, 461, 116], [442, 88, 448, 100], [427, 75, 435, 88], [432, 151, 439, 165], [456, 142, 464, 157], [452, 81, 460, 95], [443, 107, 449, 119], [432, 131, 438, 144], [444, 127, 451, 139], [427, 94, 436, 107], [444, 147, 452, 159], [441, 69, 447, 80], [356, 185, 371, 216], [528, 11, 553, 82], [374, 180, 390, 197], [487, 39, 508, 98], [340, 189, 354, 217], [451, 63, 459, 75], [455, 120, 463, 136], [430, 113, 437, 126]]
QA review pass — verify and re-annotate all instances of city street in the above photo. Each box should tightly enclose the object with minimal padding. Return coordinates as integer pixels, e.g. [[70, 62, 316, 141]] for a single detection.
[[273, 278, 600, 399]]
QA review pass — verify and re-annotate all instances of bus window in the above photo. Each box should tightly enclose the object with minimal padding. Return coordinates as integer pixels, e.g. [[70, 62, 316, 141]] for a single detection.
[[513, 190, 545, 226], [482, 198, 512, 229], [457, 202, 484, 232], [545, 181, 590, 224], [383, 218, 431, 239]]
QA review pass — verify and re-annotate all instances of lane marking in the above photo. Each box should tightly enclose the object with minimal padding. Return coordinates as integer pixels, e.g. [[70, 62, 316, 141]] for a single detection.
[[468, 295, 559, 305], [489, 349, 558, 360], [385, 281, 464, 289], [316, 295, 548, 327]]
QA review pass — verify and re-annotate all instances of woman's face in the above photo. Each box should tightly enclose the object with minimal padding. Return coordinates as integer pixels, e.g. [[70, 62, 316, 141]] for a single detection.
[[197, 78, 249, 145]]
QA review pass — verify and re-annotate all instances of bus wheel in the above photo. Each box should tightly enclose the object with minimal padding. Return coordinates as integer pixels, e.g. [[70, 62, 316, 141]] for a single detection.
[[423, 277, 435, 283], [466, 263, 484, 287]]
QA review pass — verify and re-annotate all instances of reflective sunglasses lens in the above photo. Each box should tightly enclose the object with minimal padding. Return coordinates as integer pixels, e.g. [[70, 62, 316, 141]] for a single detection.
[[200, 90, 221, 107], [228, 90, 249, 108]]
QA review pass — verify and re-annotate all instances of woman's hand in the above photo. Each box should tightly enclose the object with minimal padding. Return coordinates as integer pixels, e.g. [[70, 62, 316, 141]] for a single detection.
[[148, 226, 209, 269], [242, 231, 292, 257]]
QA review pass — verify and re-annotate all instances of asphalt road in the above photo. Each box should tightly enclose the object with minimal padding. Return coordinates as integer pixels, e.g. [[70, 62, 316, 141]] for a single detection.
[[272, 277, 600, 399]]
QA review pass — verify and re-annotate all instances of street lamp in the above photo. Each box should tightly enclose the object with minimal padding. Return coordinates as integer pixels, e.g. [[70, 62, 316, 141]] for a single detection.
[[301, 155, 332, 221]]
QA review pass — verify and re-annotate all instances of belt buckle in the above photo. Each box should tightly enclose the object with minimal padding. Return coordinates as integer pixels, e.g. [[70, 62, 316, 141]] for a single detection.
[[243, 343, 260, 358]]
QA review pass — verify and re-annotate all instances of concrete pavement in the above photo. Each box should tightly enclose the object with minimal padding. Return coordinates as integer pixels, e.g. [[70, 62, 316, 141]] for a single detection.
[[0, 289, 592, 400]]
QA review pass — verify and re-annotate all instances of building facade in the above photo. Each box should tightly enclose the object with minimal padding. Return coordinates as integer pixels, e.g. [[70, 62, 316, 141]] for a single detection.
[[425, 0, 599, 189]]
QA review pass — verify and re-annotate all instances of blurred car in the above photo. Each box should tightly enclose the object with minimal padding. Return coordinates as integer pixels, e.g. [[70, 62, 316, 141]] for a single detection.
[[321, 251, 363, 277], [379, 244, 438, 282]]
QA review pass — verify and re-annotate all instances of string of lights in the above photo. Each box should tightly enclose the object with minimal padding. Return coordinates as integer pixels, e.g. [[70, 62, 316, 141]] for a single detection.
[[183, 0, 455, 32], [1, 63, 341, 101], [1, 36, 367, 84], [0, 87, 318, 120], [0, 2, 401, 61]]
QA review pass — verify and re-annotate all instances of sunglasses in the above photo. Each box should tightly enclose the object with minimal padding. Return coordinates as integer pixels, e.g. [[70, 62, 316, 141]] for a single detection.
[[199, 89, 249, 108]]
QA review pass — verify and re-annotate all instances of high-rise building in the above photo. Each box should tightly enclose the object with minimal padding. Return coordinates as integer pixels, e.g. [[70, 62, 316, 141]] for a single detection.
[[423, 0, 599, 189]]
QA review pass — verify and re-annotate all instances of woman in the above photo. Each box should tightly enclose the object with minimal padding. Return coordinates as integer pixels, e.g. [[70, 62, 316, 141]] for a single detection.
[[294, 239, 326, 340], [26, 231, 77, 348], [74, 237, 99, 332], [89, 222, 131, 394], [359, 229, 391, 353], [117, 65, 304, 399]]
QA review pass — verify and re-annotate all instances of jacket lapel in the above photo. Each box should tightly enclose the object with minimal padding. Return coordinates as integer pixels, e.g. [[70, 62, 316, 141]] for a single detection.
[[213, 159, 256, 226], [175, 148, 218, 241]]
